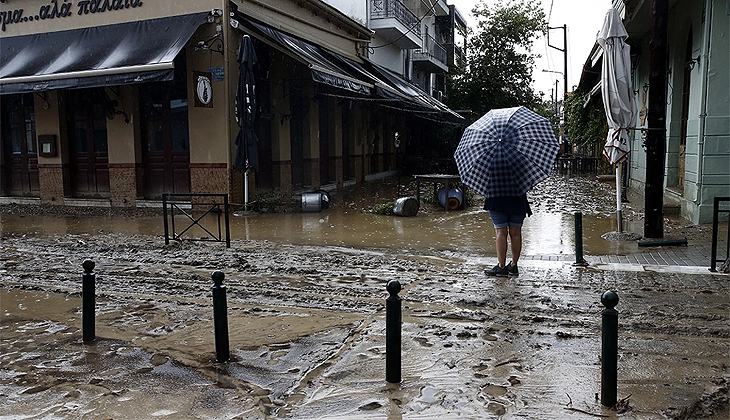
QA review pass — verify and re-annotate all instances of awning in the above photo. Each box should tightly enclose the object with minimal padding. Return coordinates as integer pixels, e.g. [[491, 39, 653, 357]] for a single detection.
[[0, 12, 208, 94], [359, 57, 465, 123], [234, 16, 373, 96], [231, 14, 464, 124]]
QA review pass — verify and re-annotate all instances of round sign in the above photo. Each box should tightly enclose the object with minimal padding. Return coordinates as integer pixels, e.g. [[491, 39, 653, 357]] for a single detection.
[[197, 75, 212, 105]]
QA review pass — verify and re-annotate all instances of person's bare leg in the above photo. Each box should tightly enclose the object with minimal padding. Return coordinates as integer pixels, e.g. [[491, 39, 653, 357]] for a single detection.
[[495, 227, 508, 268], [508, 226, 522, 265]]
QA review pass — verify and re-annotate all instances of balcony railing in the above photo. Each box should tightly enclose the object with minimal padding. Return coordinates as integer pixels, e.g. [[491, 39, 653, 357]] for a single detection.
[[371, 0, 421, 38], [413, 34, 447, 66]]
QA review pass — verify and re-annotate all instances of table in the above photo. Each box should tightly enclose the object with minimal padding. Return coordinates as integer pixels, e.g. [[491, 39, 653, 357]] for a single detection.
[[413, 174, 465, 210]]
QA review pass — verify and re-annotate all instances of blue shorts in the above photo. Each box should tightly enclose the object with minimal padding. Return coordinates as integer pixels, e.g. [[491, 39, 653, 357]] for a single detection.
[[488, 211, 525, 229]]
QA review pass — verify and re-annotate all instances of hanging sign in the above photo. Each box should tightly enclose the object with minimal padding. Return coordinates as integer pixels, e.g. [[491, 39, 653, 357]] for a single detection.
[[194, 71, 213, 108]]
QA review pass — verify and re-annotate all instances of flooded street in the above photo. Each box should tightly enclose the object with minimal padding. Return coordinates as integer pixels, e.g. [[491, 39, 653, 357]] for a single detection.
[[1, 174, 728, 419]]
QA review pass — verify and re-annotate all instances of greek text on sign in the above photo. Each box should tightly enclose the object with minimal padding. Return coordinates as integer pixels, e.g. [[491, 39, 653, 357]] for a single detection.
[[1, 0, 144, 32]]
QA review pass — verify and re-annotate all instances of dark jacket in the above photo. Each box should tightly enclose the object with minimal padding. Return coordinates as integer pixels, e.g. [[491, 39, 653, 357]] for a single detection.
[[483, 194, 532, 217]]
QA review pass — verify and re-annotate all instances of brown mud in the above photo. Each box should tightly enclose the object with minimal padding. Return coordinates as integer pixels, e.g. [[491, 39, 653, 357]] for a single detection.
[[1, 174, 728, 419]]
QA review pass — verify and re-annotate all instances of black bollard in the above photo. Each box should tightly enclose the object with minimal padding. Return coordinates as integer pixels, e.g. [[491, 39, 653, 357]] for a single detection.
[[82, 259, 96, 343], [386, 280, 402, 383], [212, 270, 230, 362], [601, 290, 619, 406], [573, 212, 589, 266]]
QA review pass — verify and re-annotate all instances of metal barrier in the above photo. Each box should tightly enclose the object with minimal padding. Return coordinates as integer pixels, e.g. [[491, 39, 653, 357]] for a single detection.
[[163, 193, 231, 248], [710, 196, 730, 272]]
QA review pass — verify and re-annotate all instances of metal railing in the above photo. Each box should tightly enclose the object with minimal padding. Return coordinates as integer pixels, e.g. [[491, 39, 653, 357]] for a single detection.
[[163, 193, 230, 248], [413, 34, 447, 65], [710, 196, 729, 272], [371, 0, 421, 38]]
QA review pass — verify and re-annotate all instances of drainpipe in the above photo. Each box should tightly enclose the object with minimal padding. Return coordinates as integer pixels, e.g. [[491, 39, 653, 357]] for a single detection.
[[695, 0, 712, 223]]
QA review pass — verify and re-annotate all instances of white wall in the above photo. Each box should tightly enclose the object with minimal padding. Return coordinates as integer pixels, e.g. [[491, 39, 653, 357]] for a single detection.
[[321, 0, 368, 26]]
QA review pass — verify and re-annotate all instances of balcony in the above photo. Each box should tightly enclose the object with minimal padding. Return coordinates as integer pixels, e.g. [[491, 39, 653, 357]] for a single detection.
[[444, 42, 465, 68], [412, 34, 448, 73], [370, 0, 422, 50]]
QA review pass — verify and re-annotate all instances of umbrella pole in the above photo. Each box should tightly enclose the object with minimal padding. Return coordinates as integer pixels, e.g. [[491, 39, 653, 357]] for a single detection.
[[244, 167, 250, 211], [616, 163, 623, 233]]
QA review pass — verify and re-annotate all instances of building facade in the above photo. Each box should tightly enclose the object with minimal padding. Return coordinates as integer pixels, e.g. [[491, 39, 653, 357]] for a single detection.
[[579, 0, 729, 224], [0, 0, 465, 209]]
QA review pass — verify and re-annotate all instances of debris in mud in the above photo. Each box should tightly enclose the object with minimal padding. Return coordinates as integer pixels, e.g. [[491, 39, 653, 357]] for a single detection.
[[555, 331, 576, 339], [564, 393, 609, 417], [664, 377, 729, 420], [601, 231, 643, 241]]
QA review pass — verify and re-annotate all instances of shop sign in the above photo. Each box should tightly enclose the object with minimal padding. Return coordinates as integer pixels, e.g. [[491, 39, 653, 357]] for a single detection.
[[1, 0, 144, 32], [208, 67, 225, 82], [194, 71, 213, 108]]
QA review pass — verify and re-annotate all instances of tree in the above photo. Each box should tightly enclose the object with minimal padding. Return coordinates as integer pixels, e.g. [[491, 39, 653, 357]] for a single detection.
[[445, 0, 547, 119], [563, 89, 607, 147]]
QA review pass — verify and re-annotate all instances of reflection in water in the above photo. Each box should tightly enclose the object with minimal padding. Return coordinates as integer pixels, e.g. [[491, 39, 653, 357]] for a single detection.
[[0, 205, 644, 257]]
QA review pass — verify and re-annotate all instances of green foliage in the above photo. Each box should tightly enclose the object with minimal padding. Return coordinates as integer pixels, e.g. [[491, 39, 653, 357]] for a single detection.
[[366, 202, 394, 215], [445, 0, 547, 118], [564, 89, 608, 146]]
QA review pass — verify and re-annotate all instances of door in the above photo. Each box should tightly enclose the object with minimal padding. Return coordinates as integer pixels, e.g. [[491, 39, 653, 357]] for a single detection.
[[677, 31, 693, 194], [67, 89, 110, 197], [1, 94, 39, 196], [290, 90, 304, 190], [140, 82, 190, 199], [342, 101, 352, 181], [319, 97, 332, 185]]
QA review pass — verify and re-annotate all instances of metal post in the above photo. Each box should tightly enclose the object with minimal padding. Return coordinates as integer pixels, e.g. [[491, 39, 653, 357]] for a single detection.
[[224, 195, 231, 248], [386, 280, 402, 383], [616, 163, 623, 233], [644, 0, 669, 238], [82, 259, 96, 343], [601, 290, 619, 406], [212, 271, 230, 362], [573, 212, 588, 266], [162, 194, 169, 245]]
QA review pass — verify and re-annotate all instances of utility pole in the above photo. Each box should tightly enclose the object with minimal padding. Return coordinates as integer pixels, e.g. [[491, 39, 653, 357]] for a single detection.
[[645, 0, 668, 238], [548, 24, 568, 99], [548, 25, 568, 146]]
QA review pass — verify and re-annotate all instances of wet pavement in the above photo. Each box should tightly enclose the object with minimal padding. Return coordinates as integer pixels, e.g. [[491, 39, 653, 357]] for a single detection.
[[1, 174, 728, 419]]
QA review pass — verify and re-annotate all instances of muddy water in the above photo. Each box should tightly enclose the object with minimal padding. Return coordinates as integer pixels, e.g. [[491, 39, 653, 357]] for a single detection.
[[1, 175, 728, 419], [0, 204, 641, 258]]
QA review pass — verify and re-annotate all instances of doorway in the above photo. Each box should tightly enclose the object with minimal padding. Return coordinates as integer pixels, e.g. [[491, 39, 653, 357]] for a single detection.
[[677, 30, 693, 194], [290, 90, 305, 191], [1, 93, 39, 196], [139, 80, 190, 199], [66, 89, 110, 197]]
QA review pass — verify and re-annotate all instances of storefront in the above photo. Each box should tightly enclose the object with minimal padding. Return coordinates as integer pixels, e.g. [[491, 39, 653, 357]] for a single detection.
[[1, 0, 465, 209]]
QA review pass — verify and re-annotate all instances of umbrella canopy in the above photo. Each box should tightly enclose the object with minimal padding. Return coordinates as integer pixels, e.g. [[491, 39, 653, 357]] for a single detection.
[[454, 106, 559, 198], [598, 8, 636, 165], [233, 35, 259, 171]]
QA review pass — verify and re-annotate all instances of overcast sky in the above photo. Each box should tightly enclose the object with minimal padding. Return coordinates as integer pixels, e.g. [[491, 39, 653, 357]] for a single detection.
[[448, 0, 613, 101]]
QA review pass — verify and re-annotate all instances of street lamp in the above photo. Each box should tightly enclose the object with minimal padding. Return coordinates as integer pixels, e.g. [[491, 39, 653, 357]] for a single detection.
[[543, 69, 568, 153], [542, 69, 563, 116]]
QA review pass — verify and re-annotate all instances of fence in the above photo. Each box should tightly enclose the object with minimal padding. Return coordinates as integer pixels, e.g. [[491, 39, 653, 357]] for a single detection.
[[162, 193, 231, 248]]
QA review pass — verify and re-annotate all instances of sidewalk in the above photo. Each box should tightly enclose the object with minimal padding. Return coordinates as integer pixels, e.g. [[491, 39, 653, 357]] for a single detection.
[[520, 242, 727, 275]]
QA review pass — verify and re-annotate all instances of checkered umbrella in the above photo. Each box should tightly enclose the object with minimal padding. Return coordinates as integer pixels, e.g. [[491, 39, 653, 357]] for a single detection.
[[454, 106, 559, 198]]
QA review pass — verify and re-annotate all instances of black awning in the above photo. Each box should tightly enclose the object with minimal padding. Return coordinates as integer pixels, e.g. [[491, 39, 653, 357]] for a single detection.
[[0, 13, 208, 94], [234, 16, 373, 96], [358, 57, 465, 124]]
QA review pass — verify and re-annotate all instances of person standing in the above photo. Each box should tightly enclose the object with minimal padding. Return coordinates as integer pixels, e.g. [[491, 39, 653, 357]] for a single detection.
[[483, 194, 531, 276]]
